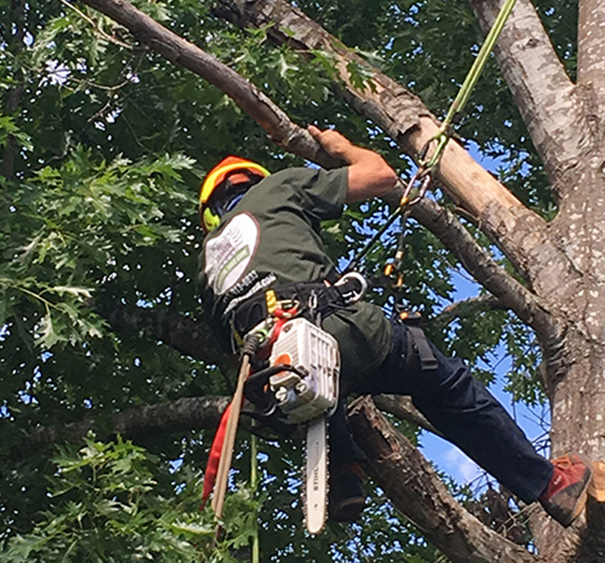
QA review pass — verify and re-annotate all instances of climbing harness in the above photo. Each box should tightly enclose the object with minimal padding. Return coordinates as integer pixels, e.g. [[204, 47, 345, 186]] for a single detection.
[[230, 272, 367, 344]]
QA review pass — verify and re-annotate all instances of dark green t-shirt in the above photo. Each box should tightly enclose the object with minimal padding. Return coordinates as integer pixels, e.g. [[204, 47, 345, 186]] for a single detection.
[[199, 167, 392, 386]]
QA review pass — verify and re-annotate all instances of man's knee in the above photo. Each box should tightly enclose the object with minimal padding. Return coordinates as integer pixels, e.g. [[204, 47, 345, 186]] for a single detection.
[[404, 332, 475, 401]]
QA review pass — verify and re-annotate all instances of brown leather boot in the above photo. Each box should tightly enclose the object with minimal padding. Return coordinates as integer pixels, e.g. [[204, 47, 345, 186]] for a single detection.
[[328, 462, 365, 522]]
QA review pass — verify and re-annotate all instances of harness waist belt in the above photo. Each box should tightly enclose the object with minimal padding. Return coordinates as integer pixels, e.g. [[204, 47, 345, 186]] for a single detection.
[[230, 280, 353, 339]]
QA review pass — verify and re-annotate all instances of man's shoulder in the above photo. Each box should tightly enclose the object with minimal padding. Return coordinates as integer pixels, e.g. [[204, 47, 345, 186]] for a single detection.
[[262, 166, 319, 185], [255, 166, 347, 199], [261, 166, 347, 185], [248, 166, 347, 221], [243, 167, 322, 203]]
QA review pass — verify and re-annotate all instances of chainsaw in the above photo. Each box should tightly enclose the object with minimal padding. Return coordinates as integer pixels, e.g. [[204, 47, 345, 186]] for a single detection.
[[207, 274, 366, 533], [267, 317, 340, 534]]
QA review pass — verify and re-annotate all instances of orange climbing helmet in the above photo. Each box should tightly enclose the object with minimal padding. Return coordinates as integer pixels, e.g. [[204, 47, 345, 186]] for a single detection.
[[199, 156, 270, 233]]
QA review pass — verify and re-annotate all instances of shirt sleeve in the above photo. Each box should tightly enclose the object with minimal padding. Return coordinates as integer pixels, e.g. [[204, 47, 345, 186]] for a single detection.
[[271, 167, 348, 222]]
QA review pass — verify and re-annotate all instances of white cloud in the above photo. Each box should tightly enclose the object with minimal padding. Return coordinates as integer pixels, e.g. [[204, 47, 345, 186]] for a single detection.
[[443, 447, 482, 483]]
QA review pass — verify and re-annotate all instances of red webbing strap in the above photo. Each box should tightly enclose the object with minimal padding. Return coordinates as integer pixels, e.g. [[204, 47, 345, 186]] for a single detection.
[[201, 402, 232, 508], [200, 311, 294, 510]]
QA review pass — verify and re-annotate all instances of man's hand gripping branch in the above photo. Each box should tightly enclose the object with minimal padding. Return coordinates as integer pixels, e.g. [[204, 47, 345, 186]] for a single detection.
[[308, 125, 398, 202]]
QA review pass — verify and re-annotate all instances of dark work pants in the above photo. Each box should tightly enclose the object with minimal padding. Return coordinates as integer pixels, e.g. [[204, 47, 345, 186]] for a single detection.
[[329, 319, 553, 504]]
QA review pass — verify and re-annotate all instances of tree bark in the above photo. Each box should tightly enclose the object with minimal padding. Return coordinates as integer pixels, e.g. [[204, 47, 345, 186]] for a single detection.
[[469, 0, 589, 196], [16, 395, 230, 455], [578, 0, 605, 119]]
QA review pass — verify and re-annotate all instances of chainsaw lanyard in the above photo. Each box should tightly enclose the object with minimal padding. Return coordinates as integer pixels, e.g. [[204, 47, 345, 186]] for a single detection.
[[346, 0, 518, 286]]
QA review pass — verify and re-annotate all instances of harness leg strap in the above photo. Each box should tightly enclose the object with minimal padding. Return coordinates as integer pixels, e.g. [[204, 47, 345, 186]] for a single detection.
[[406, 325, 438, 372]]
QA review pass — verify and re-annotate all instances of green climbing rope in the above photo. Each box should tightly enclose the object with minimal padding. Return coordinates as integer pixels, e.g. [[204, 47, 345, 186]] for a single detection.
[[420, 0, 518, 172]]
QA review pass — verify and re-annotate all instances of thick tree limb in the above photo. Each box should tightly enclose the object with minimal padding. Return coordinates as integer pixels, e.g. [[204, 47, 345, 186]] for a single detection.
[[106, 304, 235, 370], [348, 396, 540, 563], [12, 395, 230, 458], [78, 0, 342, 170], [213, 0, 576, 293], [17, 391, 438, 462], [469, 0, 590, 195], [412, 198, 561, 353]]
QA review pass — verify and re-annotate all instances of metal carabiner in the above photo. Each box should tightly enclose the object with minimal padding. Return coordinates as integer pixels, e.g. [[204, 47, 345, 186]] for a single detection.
[[418, 129, 450, 172], [335, 271, 368, 304], [400, 168, 432, 209]]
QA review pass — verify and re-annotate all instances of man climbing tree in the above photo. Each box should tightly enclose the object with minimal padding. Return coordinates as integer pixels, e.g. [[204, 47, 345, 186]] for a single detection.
[[3, 0, 605, 561], [198, 123, 591, 528]]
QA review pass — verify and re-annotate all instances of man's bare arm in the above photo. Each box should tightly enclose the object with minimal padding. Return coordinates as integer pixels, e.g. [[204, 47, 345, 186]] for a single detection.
[[308, 125, 398, 202]]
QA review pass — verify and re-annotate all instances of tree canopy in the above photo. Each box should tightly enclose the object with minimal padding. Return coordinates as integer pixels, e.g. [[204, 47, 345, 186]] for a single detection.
[[2, 0, 603, 561]]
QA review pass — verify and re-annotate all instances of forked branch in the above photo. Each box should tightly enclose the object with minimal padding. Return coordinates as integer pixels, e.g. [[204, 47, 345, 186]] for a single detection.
[[349, 396, 539, 563]]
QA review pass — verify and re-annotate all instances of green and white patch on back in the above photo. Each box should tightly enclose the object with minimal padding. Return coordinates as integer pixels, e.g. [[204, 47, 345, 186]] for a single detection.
[[204, 213, 260, 295]]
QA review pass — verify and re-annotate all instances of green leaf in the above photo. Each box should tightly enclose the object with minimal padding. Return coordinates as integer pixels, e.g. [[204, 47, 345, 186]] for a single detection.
[[50, 286, 93, 300]]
